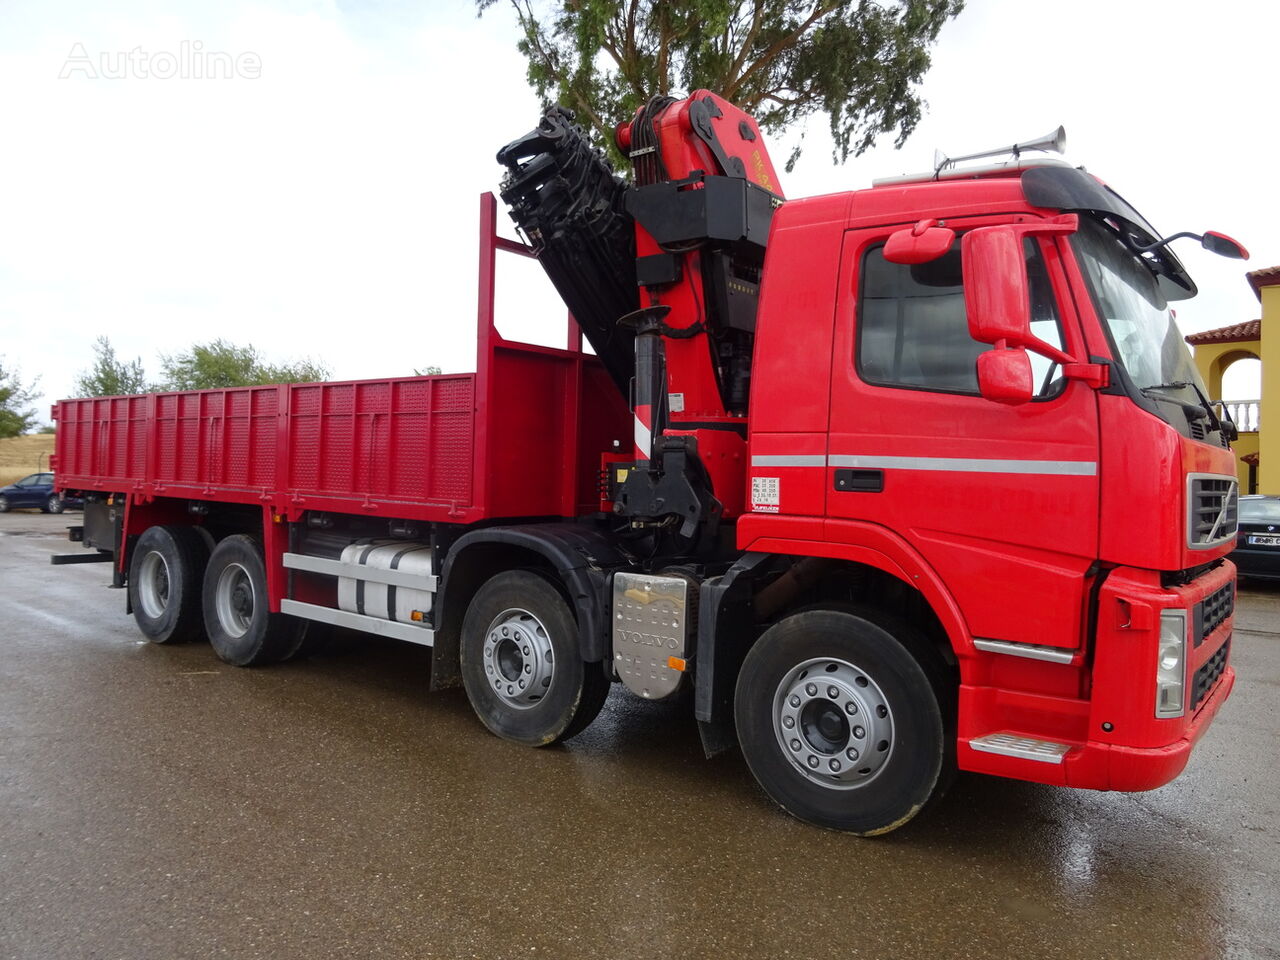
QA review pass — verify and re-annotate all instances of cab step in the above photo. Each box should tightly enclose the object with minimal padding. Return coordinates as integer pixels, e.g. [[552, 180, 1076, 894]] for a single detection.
[[968, 732, 1071, 764]]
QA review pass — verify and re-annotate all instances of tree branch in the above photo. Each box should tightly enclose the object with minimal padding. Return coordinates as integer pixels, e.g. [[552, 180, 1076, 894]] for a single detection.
[[509, 0, 608, 132], [725, 0, 842, 100], [724, 0, 764, 87]]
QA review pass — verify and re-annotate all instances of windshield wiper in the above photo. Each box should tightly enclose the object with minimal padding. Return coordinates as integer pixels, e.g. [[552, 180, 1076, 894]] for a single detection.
[[1141, 381, 1237, 440], [1141, 381, 1207, 419]]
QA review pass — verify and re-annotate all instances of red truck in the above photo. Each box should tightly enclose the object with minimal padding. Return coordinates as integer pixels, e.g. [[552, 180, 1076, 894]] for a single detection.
[[51, 92, 1246, 834]]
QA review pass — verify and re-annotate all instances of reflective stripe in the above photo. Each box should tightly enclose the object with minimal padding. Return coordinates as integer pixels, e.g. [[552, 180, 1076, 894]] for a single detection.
[[634, 416, 652, 459], [828, 454, 1096, 476], [750, 453, 1098, 476], [751, 454, 827, 467]]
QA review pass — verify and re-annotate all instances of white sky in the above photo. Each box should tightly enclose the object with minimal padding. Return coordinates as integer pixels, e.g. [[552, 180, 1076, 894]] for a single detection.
[[1, 0, 1276, 422]]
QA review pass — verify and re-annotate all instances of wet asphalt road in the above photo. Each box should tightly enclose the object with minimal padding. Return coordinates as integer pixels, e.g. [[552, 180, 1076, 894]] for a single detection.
[[1, 512, 1278, 960]]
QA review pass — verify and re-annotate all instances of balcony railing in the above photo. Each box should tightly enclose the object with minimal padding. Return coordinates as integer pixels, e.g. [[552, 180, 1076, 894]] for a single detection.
[[1225, 399, 1259, 433]]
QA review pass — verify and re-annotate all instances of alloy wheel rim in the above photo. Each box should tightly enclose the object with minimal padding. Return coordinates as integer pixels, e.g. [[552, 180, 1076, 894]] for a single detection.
[[771, 657, 895, 790], [214, 562, 255, 638], [483, 607, 555, 709], [137, 550, 171, 620]]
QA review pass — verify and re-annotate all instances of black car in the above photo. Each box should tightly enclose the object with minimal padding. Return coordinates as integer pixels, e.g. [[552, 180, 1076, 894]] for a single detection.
[[0, 472, 80, 514], [1231, 495, 1280, 581]]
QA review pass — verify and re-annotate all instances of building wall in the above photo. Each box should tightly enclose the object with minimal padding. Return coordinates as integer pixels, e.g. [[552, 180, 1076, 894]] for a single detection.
[[1261, 288, 1280, 493], [1233, 432, 1260, 493], [1192, 341, 1261, 401], [1190, 336, 1262, 493]]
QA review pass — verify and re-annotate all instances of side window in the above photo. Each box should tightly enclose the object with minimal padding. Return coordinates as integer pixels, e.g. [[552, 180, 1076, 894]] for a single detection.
[[856, 236, 1066, 397], [1025, 239, 1066, 396]]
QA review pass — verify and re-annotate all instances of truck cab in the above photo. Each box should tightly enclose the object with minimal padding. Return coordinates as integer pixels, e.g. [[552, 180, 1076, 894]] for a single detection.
[[746, 160, 1237, 793]]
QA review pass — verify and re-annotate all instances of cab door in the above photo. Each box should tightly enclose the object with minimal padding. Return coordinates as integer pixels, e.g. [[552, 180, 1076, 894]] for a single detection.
[[826, 223, 1100, 651]]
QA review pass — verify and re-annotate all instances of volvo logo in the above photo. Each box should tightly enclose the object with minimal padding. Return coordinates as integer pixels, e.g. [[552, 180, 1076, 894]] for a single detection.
[[620, 629, 678, 650]]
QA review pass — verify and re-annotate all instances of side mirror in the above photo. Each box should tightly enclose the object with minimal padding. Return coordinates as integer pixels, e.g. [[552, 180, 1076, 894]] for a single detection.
[[962, 227, 1033, 346], [884, 219, 956, 265], [962, 217, 1078, 366], [1202, 231, 1249, 260], [977, 348, 1033, 405]]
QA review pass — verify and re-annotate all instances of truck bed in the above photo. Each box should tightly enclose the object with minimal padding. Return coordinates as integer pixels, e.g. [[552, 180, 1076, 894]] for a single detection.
[[52, 197, 630, 525], [54, 375, 484, 522]]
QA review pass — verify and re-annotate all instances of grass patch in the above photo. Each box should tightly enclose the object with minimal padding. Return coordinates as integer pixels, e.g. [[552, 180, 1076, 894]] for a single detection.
[[0, 434, 56, 485]]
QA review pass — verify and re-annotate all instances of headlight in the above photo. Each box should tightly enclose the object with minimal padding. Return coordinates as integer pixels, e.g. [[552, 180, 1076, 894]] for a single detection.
[[1155, 610, 1187, 718]]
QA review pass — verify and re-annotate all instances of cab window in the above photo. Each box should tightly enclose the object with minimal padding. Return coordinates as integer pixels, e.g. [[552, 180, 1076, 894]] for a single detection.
[[856, 237, 1065, 396]]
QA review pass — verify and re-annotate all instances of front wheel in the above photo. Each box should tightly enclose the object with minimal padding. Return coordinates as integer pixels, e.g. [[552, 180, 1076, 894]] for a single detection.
[[460, 570, 609, 746], [202, 535, 307, 666], [735, 610, 950, 835], [0, 495, 10, 513]]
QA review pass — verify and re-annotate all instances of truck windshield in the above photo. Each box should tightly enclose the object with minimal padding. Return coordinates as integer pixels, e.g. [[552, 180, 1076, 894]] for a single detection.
[[1071, 218, 1205, 396]]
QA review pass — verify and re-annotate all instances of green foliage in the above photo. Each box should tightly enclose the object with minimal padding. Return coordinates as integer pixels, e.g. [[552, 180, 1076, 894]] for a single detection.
[[37, 424, 57, 434], [414, 365, 443, 376], [479, 0, 963, 170], [0, 357, 40, 438], [73, 336, 149, 397], [158, 339, 331, 391]]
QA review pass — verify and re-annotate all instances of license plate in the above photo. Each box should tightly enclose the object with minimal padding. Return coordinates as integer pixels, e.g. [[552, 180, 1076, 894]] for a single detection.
[[1247, 535, 1280, 546]]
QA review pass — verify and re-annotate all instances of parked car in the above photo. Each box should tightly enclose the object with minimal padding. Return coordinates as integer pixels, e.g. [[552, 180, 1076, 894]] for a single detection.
[[0, 472, 81, 514], [1231, 494, 1280, 581]]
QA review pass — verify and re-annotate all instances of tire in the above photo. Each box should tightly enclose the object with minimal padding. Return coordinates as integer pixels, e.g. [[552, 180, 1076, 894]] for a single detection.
[[128, 525, 210, 644], [0, 495, 10, 512], [46, 494, 65, 514], [202, 534, 307, 666], [460, 570, 609, 746], [734, 609, 950, 835]]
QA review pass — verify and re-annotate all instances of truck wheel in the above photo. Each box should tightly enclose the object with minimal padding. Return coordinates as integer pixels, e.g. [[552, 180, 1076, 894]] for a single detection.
[[128, 525, 210, 644], [735, 610, 948, 835], [45, 494, 65, 514], [203, 534, 306, 666], [461, 570, 609, 746]]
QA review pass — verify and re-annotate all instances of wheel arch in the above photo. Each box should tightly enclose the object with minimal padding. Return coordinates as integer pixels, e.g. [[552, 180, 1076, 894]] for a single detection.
[[696, 530, 969, 754], [433, 523, 630, 690]]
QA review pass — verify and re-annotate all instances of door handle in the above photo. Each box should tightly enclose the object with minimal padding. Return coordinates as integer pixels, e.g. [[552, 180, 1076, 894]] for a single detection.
[[834, 468, 883, 493]]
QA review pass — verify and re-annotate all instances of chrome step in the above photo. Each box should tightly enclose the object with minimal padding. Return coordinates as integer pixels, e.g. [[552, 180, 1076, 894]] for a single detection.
[[280, 599, 435, 647], [968, 732, 1071, 764], [973, 637, 1077, 664]]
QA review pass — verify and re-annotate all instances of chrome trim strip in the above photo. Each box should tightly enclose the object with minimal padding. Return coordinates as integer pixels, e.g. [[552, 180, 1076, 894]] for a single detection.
[[973, 638, 1077, 664], [281, 599, 435, 646], [283, 552, 438, 592], [969, 732, 1070, 764], [750, 455, 827, 467], [829, 454, 1097, 476]]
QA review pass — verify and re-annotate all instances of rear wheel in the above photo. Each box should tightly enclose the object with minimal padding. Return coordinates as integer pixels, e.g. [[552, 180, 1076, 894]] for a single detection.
[[460, 570, 609, 746], [735, 609, 950, 835], [45, 494, 64, 514], [202, 535, 307, 666], [128, 525, 210, 644]]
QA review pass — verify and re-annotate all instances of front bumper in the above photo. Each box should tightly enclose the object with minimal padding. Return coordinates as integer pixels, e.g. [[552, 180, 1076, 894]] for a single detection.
[[958, 560, 1235, 791], [1065, 662, 1234, 791]]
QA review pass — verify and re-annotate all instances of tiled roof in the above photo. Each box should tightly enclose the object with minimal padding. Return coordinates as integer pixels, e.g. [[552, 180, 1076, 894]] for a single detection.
[[1249, 265, 1280, 299], [1185, 319, 1261, 345]]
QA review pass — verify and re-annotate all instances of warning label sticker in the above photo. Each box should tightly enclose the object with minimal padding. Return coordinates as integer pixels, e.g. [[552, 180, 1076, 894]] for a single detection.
[[751, 476, 780, 513]]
